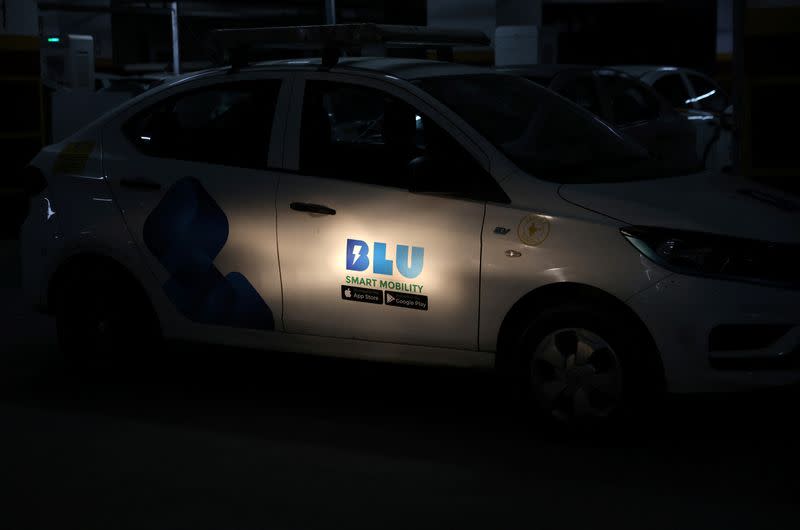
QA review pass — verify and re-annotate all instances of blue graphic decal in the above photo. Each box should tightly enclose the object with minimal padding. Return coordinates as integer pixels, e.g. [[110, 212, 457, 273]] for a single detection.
[[396, 245, 424, 279], [345, 239, 425, 279], [372, 242, 393, 275], [143, 177, 274, 330], [346, 238, 370, 272]]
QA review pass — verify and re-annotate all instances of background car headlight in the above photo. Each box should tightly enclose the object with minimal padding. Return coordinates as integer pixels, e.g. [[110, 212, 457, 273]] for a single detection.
[[620, 226, 800, 287]]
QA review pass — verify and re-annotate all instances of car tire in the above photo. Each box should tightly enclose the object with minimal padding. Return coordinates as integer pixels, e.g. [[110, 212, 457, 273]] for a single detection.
[[514, 301, 663, 431], [55, 264, 161, 371]]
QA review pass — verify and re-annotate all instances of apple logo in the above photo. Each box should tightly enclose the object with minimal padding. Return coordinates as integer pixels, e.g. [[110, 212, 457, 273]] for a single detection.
[[344, 288, 352, 298]]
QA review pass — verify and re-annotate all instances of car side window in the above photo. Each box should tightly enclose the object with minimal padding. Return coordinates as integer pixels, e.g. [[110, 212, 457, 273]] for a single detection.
[[687, 74, 727, 113], [601, 75, 661, 126], [124, 80, 282, 169], [552, 74, 603, 117], [651, 74, 690, 109], [298, 80, 503, 201]]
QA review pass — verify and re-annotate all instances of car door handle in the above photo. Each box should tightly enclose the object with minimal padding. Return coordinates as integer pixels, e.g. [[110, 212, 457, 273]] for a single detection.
[[290, 202, 336, 215], [120, 177, 161, 191]]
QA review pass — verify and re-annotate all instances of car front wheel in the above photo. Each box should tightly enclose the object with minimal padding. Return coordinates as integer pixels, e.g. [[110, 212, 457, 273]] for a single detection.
[[516, 302, 663, 429]]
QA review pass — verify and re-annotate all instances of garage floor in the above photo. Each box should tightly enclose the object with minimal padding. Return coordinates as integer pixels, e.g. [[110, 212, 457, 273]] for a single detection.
[[1, 239, 798, 530]]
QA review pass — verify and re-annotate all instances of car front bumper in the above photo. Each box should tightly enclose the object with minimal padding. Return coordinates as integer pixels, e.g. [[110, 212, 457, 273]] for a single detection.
[[628, 273, 800, 393]]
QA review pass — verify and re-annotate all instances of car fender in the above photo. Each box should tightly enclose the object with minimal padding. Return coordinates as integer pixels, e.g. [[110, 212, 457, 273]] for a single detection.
[[479, 172, 672, 352]]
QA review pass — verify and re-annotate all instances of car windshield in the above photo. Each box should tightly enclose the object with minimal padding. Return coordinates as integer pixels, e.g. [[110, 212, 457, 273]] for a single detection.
[[416, 74, 695, 183]]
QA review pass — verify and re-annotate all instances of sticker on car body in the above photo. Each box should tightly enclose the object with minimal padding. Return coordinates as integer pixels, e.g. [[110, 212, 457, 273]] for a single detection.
[[518, 214, 550, 246], [52, 142, 95, 174], [342, 238, 428, 309], [385, 290, 428, 311], [341, 285, 383, 304], [143, 177, 275, 330]]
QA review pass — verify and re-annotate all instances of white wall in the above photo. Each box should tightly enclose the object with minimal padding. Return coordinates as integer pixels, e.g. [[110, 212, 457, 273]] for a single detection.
[[717, 0, 733, 55]]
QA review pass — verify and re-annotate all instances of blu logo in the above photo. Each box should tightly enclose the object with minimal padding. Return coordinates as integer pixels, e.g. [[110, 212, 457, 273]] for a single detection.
[[346, 239, 424, 279]]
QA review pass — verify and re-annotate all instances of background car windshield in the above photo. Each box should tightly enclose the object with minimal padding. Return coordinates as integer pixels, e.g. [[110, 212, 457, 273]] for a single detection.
[[417, 74, 690, 183]]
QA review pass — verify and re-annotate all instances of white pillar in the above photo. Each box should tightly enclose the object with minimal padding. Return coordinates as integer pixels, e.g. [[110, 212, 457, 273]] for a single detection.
[[325, 0, 336, 25], [495, 0, 542, 65], [170, 1, 180, 74], [0, 0, 38, 36]]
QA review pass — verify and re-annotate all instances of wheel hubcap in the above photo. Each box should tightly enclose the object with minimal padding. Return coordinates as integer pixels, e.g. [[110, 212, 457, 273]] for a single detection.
[[531, 328, 623, 423]]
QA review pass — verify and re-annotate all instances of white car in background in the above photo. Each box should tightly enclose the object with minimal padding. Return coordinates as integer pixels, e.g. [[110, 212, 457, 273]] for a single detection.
[[19, 52, 800, 428], [617, 65, 733, 171], [500, 64, 700, 172]]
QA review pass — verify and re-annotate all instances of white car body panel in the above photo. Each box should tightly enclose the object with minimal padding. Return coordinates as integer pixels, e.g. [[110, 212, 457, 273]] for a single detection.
[[478, 171, 673, 352], [21, 131, 152, 312], [19, 59, 800, 395], [559, 172, 800, 243], [276, 172, 486, 349], [277, 72, 493, 350], [630, 274, 800, 392], [100, 71, 291, 340]]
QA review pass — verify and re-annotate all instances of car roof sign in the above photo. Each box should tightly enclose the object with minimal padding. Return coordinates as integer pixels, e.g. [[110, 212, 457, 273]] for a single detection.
[[209, 23, 490, 70]]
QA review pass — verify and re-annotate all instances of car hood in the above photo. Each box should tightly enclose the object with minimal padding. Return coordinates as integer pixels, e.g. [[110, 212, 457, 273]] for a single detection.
[[558, 172, 800, 244]]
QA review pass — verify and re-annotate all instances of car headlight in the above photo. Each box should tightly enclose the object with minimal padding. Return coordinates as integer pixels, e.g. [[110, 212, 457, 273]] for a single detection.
[[620, 226, 800, 287]]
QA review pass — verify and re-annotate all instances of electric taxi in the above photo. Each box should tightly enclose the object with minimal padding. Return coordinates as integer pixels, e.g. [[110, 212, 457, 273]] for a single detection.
[[19, 29, 800, 427]]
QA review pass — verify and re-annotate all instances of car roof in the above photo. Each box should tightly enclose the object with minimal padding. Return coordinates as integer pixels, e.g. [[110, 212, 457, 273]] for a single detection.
[[92, 56, 498, 122], [249, 56, 495, 79], [612, 65, 709, 78], [496, 64, 644, 86], [160, 57, 493, 88], [67, 56, 501, 140], [497, 64, 597, 77]]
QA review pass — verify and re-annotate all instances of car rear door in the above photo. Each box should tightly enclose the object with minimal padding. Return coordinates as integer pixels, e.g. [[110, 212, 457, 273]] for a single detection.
[[102, 72, 290, 334], [276, 73, 498, 350]]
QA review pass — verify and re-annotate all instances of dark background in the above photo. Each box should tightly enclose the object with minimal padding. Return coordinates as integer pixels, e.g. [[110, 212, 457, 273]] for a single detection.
[[1, 237, 799, 529], [545, 2, 718, 71], [2, 1, 800, 528]]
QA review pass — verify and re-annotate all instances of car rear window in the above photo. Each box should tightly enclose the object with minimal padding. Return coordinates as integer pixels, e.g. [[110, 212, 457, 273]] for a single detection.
[[124, 80, 282, 169]]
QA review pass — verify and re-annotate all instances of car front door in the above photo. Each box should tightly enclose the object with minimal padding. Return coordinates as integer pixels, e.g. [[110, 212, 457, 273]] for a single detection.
[[103, 74, 290, 334], [276, 74, 498, 350]]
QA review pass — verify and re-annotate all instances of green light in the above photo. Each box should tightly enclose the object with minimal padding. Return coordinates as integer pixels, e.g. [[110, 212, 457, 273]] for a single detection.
[[47, 37, 60, 43]]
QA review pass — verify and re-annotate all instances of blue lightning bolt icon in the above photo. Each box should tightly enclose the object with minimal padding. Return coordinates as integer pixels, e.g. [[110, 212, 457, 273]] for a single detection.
[[346, 239, 370, 272]]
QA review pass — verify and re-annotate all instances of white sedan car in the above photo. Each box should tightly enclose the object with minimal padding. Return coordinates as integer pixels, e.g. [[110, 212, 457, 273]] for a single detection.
[[20, 57, 800, 426], [616, 65, 733, 171]]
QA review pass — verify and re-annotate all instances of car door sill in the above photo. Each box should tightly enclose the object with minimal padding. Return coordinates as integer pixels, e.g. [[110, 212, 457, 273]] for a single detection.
[[171, 325, 495, 369]]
